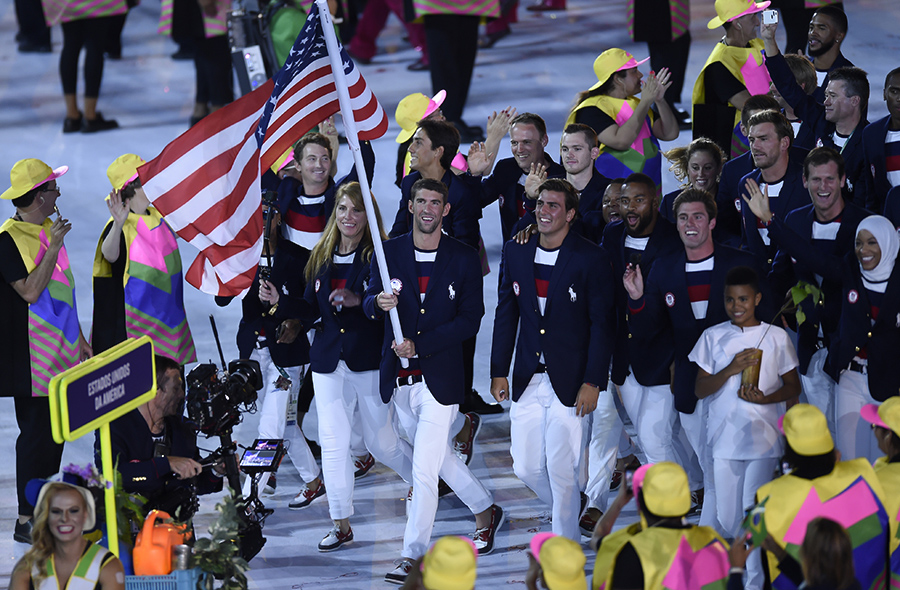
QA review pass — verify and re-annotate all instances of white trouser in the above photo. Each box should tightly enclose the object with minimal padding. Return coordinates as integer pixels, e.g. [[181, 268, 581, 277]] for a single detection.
[[680, 401, 717, 528], [673, 413, 703, 491], [618, 371, 678, 466], [349, 404, 368, 459], [393, 380, 493, 559], [835, 370, 880, 462], [584, 383, 621, 512], [510, 373, 586, 540], [800, 348, 837, 439], [243, 349, 318, 497], [313, 362, 414, 521], [713, 456, 778, 590]]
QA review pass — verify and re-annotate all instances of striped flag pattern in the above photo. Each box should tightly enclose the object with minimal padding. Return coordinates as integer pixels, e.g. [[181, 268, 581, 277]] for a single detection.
[[138, 5, 388, 297]]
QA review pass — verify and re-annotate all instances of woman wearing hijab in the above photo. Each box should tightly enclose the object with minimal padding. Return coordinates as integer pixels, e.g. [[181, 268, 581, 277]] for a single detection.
[[743, 178, 900, 461]]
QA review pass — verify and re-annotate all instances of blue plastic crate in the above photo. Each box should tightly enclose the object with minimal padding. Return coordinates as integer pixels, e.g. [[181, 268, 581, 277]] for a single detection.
[[125, 568, 203, 590]]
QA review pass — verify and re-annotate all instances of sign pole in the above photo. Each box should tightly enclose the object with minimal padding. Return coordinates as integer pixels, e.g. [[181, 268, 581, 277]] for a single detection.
[[99, 423, 120, 557]]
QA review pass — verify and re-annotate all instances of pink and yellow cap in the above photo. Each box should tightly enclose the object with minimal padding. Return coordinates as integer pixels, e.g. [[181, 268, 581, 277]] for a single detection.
[[861, 398, 900, 436], [708, 0, 771, 29], [1, 158, 68, 200], [107, 154, 145, 191], [589, 48, 650, 91], [395, 90, 447, 143]]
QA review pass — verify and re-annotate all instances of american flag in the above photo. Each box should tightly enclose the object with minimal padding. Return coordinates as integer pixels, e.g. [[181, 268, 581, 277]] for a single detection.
[[138, 5, 389, 297]]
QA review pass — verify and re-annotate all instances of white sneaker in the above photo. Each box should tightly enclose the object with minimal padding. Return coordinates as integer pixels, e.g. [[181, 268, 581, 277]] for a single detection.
[[317, 525, 353, 552], [385, 559, 413, 584]]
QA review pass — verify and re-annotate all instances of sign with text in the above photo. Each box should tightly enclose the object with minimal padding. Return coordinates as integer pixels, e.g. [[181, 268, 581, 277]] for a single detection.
[[49, 336, 157, 444]]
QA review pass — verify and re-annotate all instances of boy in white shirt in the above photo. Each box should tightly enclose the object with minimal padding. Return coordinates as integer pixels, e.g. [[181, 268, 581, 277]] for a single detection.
[[689, 266, 801, 539]]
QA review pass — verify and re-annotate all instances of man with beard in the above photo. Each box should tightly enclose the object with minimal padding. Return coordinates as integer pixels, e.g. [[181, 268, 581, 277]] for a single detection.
[[365, 178, 502, 584], [600, 173, 690, 486], [739, 110, 810, 272], [474, 112, 565, 242], [862, 67, 900, 214], [804, 5, 853, 105], [765, 147, 870, 439]]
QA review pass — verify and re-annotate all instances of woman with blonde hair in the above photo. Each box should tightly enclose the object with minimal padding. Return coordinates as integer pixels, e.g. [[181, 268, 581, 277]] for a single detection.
[[261, 182, 414, 552], [11, 482, 124, 590], [659, 138, 725, 223]]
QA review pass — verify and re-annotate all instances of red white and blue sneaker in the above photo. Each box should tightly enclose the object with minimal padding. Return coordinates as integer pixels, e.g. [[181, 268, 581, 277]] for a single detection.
[[317, 525, 353, 552], [288, 480, 325, 510], [472, 505, 505, 555]]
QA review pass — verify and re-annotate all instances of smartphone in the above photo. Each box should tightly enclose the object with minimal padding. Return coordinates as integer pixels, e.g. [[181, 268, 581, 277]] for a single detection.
[[762, 9, 778, 25], [624, 469, 635, 491]]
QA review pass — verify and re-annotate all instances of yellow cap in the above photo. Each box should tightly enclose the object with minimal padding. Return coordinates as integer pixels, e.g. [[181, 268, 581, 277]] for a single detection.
[[421, 536, 477, 590], [642, 462, 691, 517], [707, 0, 771, 29], [107, 154, 145, 191], [1, 158, 68, 200], [861, 398, 900, 437], [538, 536, 586, 590], [589, 48, 649, 91], [395, 90, 446, 143], [779, 403, 834, 456]]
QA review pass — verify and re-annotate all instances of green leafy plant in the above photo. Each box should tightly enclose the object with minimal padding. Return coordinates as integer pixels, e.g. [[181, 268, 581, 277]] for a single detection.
[[191, 488, 250, 590], [790, 281, 823, 326]]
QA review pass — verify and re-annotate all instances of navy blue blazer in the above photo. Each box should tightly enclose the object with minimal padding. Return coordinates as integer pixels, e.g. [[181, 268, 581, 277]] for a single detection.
[[811, 52, 854, 105], [600, 218, 683, 386], [764, 217, 900, 399], [862, 115, 899, 214], [363, 232, 484, 405], [627, 244, 767, 413], [490, 231, 615, 406], [479, 154, 566, 242], [884, 186, 900, 227], [739, 156, 810, 269], [390, 169, 482, 249], [282, 248, 383, 374], [716, 152, 755, 248], [769, 202, 870, 373], [767, 52, 869, 208]]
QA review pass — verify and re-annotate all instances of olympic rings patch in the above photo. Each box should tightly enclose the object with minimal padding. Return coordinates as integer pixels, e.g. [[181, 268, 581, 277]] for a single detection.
[[848, 289, 859, 304], [665, 292, 675, 307]]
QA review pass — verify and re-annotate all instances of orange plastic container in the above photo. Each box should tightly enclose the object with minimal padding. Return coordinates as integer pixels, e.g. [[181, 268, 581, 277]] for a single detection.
[[132, 510, 192, 576]]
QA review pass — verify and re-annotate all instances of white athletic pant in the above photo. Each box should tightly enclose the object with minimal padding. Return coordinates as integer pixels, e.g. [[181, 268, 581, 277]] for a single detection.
[[510, 373, 586, 540], [584, 383, 621, 512], [800, 348, 837, 439], [680, 401, 717, 528], [313, 362, 414, 521], [244, 349, 318, 497], [835, 370, 880, 462], [618, 371, 679, 466], [713, 457, 778, 590], [393, 380, 493, 559]]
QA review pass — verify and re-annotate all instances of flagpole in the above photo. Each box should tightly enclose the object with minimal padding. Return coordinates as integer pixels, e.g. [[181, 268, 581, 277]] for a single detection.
[[315, 0, 408, 368]]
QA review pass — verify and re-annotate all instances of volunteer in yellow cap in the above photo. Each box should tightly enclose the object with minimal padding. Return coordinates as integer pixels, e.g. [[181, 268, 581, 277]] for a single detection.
[[592, 462, 730, 590], [526, 533, 586, 590], [862, 399, 900, 587], [750, 404, 890, 590], [566, 48, 679, 192], [691, 0, 773, 159], [0, 158, 92, 543], [91, 154, 196, 364]]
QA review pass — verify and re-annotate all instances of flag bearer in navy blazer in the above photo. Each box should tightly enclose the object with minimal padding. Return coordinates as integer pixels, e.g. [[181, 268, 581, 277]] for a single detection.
[[767, 148, 870, 438], [261, 183, 415, 553], [490, 178, 615, 540], [600, 173, 687, 481], [623, 188, 768, 529], [363, 178, 502, 585]]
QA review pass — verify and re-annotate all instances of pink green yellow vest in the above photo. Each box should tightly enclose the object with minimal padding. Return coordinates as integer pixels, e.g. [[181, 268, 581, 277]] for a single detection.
[[34, 542, 110, 590], [410, 0, 499, 18], [692, 38, 771, 158], [593, 522, 642, 590], [0, 218, 81, 398], [873, 457, 900, 590], [566, 95, 661, 190], [755, 458, 890, 590], [595, 525, 729, 590], [41, 0, 127, 27], [158, 0, 228, 38], [93, 207, 196, 364], [627, 0, 689, 42]]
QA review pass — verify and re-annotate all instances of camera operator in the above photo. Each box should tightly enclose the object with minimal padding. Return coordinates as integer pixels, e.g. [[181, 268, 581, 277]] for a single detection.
[[94, 354, 224, 519]]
